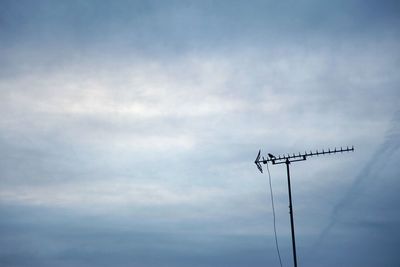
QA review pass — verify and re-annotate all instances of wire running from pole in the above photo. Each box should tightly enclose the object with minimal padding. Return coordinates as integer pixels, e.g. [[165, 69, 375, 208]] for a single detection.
[[266, 161, 283, 267]]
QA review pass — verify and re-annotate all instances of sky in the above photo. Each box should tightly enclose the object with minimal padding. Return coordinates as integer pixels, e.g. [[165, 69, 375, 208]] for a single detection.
[[0, 0, 399, 266]]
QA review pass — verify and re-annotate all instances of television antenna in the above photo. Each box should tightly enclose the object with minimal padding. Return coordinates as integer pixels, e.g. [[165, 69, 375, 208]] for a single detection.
[[254, 146, 354, 267]]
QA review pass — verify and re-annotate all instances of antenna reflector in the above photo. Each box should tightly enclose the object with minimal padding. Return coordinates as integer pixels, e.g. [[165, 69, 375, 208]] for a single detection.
[[254, 150, 263, 173]]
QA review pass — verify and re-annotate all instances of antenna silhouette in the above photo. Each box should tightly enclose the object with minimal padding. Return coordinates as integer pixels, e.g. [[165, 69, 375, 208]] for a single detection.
[[254, 146, 354, 267]]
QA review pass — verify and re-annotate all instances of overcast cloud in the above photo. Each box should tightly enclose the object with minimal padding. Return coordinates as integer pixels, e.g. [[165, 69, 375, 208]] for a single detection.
[[1, 1, 400, 266]]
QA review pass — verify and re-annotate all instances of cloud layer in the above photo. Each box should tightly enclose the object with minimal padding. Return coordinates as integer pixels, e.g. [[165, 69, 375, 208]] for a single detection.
[[1, 1, 400, 266]]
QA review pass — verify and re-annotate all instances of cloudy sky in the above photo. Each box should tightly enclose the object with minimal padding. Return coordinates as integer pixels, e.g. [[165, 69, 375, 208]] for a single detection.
[[1, 0, 399, 266]]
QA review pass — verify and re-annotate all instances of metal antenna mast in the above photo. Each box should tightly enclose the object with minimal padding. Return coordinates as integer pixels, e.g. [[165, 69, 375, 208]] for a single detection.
[[254, 146, 354, 267]]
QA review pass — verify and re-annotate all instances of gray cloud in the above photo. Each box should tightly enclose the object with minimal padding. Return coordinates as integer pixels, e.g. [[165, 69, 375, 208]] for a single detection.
[[0, 203, 290, 267], [310, 110, 400, 265]]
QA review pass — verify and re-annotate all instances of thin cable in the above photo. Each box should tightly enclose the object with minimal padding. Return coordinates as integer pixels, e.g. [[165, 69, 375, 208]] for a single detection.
[[266, 161, 283, 267]]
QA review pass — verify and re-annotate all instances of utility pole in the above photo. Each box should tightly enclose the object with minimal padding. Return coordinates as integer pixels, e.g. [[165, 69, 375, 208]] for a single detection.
[[254, 146, 354, 267]]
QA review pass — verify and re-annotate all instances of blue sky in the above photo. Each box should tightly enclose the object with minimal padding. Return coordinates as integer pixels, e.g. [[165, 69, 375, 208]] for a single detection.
[[0, 1, 400, 266]]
